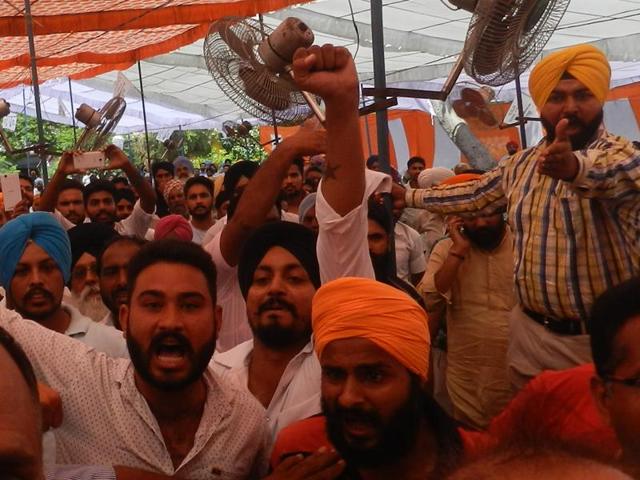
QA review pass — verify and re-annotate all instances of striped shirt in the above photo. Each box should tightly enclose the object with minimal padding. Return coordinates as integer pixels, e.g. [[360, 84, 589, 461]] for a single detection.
[[406, 130, 640, 320]]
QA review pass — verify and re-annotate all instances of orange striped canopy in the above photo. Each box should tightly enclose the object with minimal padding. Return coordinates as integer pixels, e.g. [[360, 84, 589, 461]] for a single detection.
[[0, 0, 307, 89]]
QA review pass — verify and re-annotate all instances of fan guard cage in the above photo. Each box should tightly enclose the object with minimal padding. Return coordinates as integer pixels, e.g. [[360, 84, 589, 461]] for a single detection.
[[463, 0, 570, 86], [76, 97, 126, 151], [204, 17, 318, 126]]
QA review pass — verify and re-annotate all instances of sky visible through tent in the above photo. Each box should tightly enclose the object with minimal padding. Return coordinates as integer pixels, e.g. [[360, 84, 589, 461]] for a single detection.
[[2, 0, 640, 134]]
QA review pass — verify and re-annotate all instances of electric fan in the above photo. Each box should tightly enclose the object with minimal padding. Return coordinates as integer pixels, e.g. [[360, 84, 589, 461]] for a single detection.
[[204, 17, 324, 126], [0, 99, 13, 153], [74, 96, 126, 152], [450, 85, 499, 129], [161, 130, 185, 160]]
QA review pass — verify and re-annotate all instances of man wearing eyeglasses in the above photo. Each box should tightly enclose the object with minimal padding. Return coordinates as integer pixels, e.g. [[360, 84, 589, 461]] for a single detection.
[[0, 213, 127, 359]]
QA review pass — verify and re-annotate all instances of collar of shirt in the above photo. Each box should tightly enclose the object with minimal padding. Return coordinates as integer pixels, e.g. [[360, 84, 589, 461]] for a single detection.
[[62, 303, 92, 337]]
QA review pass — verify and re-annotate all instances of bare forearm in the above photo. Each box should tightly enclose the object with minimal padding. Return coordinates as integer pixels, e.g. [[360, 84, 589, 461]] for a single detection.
[[123, 163, 156, 213], [321, 98, 365, 217], [221, 141, 299, 265]]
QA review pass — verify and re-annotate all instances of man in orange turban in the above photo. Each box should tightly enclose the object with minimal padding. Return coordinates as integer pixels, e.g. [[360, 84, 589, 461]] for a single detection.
[[403, 43, 640, 391], [270, 276, 469, 479]]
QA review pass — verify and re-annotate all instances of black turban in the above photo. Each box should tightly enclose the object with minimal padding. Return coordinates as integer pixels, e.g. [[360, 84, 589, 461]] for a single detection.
[[68, 223, 119, 270], [238, 221, 320, 298]]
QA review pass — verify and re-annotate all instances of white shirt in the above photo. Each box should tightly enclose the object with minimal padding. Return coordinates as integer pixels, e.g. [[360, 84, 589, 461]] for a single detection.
[[54, 200, 153, 239], [316, 169, 391, 283], [46, 465, 115, 480], [63, 303, 128, 358], [205, 233, 253, 352], [191, 224, 209, 245], [212, 340, 321, 440], [0, 305, 269, 479], [202, 211, 299, 249], [394, 221, 426, 283], [99, 311, 115, 327]]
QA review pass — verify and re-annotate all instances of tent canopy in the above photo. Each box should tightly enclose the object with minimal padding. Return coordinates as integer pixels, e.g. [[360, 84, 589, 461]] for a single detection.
[[2, 0, 640, 132]]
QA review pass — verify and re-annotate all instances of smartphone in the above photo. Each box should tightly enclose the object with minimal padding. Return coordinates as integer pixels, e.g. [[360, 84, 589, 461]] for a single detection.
[[73, 151, 106, 170], [0, 173, 21, 211]]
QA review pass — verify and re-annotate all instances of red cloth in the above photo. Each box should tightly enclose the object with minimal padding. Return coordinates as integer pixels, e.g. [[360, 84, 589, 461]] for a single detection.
[[272, 365, 619, 469], [462, 364, 620, 459], [270, 415, 476, 468]]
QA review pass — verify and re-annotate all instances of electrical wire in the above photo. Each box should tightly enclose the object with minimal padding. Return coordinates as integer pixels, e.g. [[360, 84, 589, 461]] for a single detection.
[[439, 0, 459, 11], [347, 0, 360, 60]]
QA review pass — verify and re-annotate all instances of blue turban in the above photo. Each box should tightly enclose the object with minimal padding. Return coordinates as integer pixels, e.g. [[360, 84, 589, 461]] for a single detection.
[[0, 212, 72, 290], [173, 156, 194, 175]]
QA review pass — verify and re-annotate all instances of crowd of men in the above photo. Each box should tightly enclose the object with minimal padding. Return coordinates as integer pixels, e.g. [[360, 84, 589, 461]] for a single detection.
[[0, 42, 639, 480]]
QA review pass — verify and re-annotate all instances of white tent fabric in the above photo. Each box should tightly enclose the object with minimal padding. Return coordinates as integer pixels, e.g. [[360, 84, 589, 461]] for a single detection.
[[2, 0, 640, 133]]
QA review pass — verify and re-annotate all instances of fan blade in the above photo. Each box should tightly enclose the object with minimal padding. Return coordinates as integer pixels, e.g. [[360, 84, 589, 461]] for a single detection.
[[478, 108, 499, 128], [213, 18, 258, 64], [460, 88, 486, 107], [452, 99, 471, 119], [239, 66, 291, 111], [75, 97, 126, 151]]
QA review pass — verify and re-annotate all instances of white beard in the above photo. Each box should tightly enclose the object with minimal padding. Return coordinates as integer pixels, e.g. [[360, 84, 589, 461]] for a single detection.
[[75, 286, 109, 323]]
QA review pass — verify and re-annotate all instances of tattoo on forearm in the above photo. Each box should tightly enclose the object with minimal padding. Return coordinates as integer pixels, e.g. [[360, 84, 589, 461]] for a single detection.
[[324, 163, 340, 180]]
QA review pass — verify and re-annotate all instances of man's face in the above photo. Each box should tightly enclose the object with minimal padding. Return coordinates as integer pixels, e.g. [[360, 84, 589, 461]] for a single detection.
[[407, 162, 425, 181], [541, 78, 604, 150], [9, 243, 64, 322], [462, 213, 505, 251], [0, 346, 42, 480], [56, 188, 85, 225], [368, 161, 380, 172], [86, 191, 117, 224], [120, 262, 220, 391], [592, 316, 640, 465], [282, 165, 303, 198], [70, 252, 98, 297], [154, 169, 173, 193], [367, 219, 389, 256], [305, 170, 322, 193], [176, 165, 191, 180], [167, 190, 187, 217], [321, 338, 422, 468], [116, 199, 134, 220], [186, 184, 213, 220], [301, 206, 319, 236], [99, 241, 142, 325], [19, 178, 34, 208], [245, 246, 315, 350]]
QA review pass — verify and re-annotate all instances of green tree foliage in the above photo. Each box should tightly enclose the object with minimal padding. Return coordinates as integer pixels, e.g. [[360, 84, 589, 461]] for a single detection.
[[0, 114, 267, 174]]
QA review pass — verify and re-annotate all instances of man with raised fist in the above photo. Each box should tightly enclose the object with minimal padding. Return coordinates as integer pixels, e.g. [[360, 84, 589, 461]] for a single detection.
[[403, 44, 640, 389]]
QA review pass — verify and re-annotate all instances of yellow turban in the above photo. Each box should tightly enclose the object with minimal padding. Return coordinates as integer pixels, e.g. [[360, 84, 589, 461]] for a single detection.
[[529, 44, 611, 109], [312, 277, 430, 380]]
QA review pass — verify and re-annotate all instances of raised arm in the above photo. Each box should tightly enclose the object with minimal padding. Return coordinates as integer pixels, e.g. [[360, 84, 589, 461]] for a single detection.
[[104, 145, 156, 214], [405, 166, 506, 216], [219, 123, 326, 267], [37, 152, 78, 213], [292, 45, 364, 217]]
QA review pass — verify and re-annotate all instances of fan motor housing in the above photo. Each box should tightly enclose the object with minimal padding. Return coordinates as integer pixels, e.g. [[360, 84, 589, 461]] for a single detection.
[[0, 99, 10, 118], [258, 17, 314, 73], [448, 0, 478, 12], [75, 104, 101, 128]]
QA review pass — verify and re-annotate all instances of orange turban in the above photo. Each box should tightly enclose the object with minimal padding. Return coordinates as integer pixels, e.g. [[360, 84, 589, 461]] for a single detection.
[[529, 44, 611, 109], [440, 173, 482, 186], [312, 277, 430, 380]]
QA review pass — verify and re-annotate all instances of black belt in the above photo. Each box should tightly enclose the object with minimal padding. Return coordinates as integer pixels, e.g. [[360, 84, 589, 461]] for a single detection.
[[524, 308, 590, 336]]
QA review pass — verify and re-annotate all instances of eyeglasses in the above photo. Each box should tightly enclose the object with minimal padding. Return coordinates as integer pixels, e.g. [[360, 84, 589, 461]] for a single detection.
[[603, 375, 640, 389], [72, 264, 98, 280]]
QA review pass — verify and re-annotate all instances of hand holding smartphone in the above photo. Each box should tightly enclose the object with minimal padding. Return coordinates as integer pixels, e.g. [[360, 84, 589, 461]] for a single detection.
[[0, 173, 21, 211], [73, 151, 106, 171]]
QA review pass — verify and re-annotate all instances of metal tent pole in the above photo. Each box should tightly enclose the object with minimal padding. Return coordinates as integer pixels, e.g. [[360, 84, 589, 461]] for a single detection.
[[24, 0, 48, 183], [137, 61, 152, 173], [68, 78, 77, 145], [515, 74, 528, 149], [370, 0, 396, 275]]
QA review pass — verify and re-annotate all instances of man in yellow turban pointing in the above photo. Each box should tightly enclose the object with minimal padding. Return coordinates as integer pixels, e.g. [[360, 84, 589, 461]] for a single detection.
[[403, 44, 640, 390]]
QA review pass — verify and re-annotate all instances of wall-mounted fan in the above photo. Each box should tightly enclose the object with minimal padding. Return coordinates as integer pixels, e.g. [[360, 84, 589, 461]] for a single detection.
[[204, 16, 324, 126], [161, 130, 185, 160], [74, 97, 126, 152], [450, 85, 499, 129]]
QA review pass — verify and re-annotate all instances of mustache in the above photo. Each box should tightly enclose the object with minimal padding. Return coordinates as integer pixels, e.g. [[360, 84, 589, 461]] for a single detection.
[[149, 331, 193, 355], [257, 297, 298, 316], [330, 405, 381, 427], [24, 287, 54, 303]]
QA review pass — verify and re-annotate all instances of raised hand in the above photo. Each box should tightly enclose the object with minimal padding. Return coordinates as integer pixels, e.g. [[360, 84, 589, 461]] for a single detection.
[[537, 118, 580, 181], [38, 382, 63, 431], [291, 45, 359, 109], [104, 144, 131, 171], [58, 151, 83, 176], [284, 118, 328, 157], [447, 216, 471, 257]]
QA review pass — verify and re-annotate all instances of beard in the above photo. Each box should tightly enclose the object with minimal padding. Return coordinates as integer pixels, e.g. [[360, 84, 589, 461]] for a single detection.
[[465, 222, 506, 251], [126, 328, 215, 392], [189, 206, 212, 221], [14, 286, 58, 321], [75, 285, 109, 322], [542, 110, 603, 150], [251, 296, 311, 350], [323, 378, 424, 469]]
